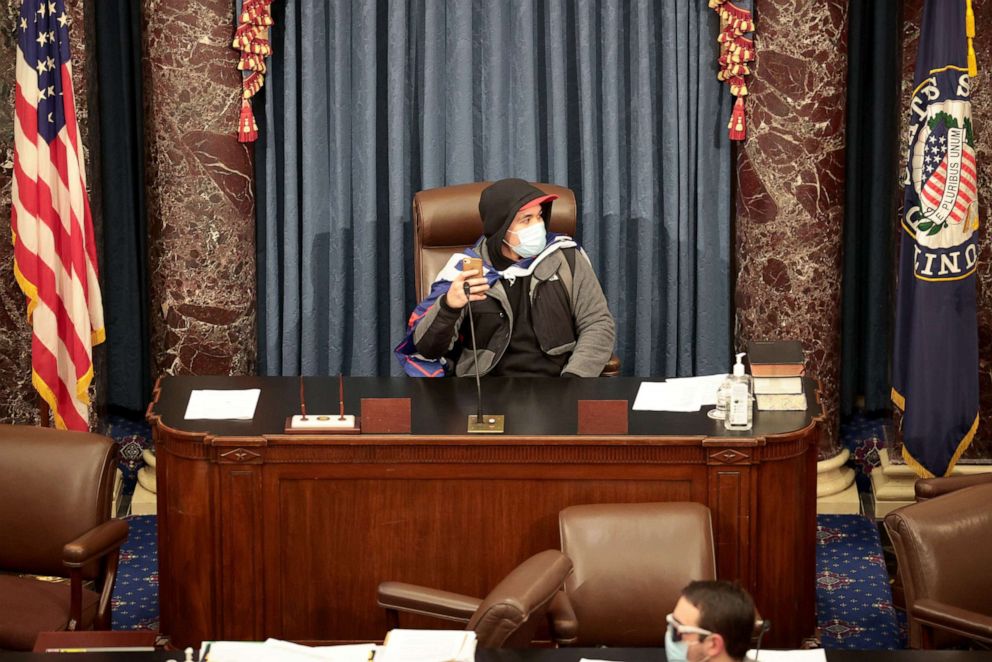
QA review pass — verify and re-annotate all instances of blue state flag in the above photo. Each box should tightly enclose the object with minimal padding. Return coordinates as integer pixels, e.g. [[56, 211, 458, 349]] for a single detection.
[[892, 0, 980, 477]]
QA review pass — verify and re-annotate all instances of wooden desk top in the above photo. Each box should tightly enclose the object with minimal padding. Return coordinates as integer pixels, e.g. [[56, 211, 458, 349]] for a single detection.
[[149, 375, 821, 440]]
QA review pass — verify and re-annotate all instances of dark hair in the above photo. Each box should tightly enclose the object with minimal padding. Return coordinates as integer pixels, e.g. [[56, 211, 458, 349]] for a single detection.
[[681, 580, 755, 661]]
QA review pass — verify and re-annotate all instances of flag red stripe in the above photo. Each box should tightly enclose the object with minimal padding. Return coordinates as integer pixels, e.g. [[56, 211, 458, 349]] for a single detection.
[[59, 66, 99, 273], [31, 336, 88, 430], [13, 237, 94, 382], [13, 152, 91, 301]]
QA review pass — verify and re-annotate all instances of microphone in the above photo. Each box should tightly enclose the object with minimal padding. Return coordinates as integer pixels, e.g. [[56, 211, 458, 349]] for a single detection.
[[463, 281, 504, 433]]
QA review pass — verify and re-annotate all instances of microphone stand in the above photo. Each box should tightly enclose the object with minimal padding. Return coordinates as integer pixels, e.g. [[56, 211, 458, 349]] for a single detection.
[[464, 282, 504, 433]]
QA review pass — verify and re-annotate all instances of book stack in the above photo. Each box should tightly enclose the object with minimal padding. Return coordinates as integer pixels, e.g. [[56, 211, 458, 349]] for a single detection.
[[747, 340, 806, 411]]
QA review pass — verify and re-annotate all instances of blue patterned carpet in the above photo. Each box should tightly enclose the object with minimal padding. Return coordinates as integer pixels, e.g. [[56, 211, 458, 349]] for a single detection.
[[816, 514, 901, 649], [112, 515, 159, 631]]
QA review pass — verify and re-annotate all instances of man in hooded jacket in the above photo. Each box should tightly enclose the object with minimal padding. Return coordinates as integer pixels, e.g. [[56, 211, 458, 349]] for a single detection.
[[395, 178, 615, 378]]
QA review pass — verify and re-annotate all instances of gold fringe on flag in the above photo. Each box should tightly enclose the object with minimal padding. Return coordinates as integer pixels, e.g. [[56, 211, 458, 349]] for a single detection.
[[233, 0, 273, 143], [966, 0, 978, 78]]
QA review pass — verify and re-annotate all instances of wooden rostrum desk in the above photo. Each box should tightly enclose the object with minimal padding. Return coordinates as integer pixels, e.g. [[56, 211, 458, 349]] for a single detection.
[[147, 376, 823, 649]]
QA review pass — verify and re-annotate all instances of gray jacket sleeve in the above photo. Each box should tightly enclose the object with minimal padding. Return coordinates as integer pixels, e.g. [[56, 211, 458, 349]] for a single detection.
[[563, 249, 616, 377], [412, 294, 466, 359]]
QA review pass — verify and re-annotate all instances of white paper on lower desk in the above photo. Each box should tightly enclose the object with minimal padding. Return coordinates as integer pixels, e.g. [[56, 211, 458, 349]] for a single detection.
[[632, 374, 727, 412], [377, 629, 476, 662], [184, 389, 260, 420], [746, 649, 827, 662]]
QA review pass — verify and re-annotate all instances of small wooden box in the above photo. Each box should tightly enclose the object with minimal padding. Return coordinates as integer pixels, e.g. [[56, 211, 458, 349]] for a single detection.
[[577, 399, 628, 435], [361, 398, 412, 434]]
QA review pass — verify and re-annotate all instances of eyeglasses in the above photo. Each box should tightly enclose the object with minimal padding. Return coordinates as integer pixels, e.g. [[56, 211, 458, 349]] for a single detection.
[[665, 613, 713, 643]]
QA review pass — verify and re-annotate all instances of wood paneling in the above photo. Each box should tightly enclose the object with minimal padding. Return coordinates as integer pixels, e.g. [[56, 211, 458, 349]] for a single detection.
[[150, 377, 821, 648]]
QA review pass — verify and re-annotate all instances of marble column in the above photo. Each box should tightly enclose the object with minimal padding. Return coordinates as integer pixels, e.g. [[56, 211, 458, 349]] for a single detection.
[[901, 0, 992, 460], [0, 0, 95, 424], [142, 0, 256, 378], [734, 0, 849, 458]]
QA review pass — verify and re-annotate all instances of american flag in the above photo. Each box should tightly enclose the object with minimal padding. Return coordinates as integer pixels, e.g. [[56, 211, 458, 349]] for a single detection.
[[11, 0, 104, 430], [920, 122, 978, 225]]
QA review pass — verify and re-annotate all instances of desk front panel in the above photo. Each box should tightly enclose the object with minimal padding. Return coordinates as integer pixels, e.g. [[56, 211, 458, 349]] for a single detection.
[[149, 377, 819, 649]]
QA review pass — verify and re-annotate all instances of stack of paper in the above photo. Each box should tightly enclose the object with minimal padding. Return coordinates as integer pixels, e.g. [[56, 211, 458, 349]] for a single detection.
[[376, 629, 476, 662], [200, 639, 376, 662], [632, 375, 728, 412]]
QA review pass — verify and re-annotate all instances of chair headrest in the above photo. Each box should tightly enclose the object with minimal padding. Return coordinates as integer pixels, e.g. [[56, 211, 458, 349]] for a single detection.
[[414, 181, 577, 247]]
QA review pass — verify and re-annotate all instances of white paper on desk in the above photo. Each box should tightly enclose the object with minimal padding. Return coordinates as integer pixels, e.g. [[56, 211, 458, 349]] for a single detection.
[[184, 389, 260, 420], [746, 649, 827, 662], [265, 639, 377, 661], [632, 374, 728, 412], [664, 374, 729, 406], [377, 629, 476, 662]]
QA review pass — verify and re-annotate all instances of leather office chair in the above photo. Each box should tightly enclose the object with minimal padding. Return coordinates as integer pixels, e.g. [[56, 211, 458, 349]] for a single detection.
[[0, 425, 129, 651], [884, 481, 992, 649], [550, 502, 717, 646], [412, 181, 620, 376], [914, 472, 992, 502], [377, 549, 573, 648]]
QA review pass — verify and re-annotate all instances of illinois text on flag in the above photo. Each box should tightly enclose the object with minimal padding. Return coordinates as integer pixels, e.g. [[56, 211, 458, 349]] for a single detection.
[[11, 0, 104, 430], [892, 0, 979, 477]]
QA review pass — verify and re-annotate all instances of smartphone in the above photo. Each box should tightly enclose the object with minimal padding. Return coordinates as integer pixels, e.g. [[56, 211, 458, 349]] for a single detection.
[[461, 257, 483, 277]]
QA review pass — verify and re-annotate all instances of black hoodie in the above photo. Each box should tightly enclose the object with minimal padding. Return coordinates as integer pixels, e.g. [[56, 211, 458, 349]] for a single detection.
[[475, 179, 568, 376], [479, 178, 556, 269]]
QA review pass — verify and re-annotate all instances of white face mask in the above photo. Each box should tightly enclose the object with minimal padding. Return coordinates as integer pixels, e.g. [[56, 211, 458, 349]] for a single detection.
[[505, 221, 547, 258], [665, 626, 711, 662]]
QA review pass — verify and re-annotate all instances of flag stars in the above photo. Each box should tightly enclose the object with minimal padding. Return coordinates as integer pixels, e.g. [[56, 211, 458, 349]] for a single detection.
[[20, 16, 28, 31], [57, 12, 68, 28], [36, 30, 48, 46], [35, 58, 48, 75], [37, 2, 47, 18], [49, 2, 57, 14]]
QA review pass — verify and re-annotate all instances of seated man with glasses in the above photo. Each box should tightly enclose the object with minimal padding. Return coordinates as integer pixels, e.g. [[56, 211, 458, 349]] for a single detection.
[[666, 580, 757, 662]]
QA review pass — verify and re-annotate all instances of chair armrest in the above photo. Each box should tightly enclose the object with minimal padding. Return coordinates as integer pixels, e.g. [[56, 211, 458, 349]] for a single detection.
[[548, 590, 578, 645], [915, 474, 992, 501], [63, 519, 130, 567], [912, 598, 992, 645], [600, 354, 621, 378], [377, 581, 481, 623]]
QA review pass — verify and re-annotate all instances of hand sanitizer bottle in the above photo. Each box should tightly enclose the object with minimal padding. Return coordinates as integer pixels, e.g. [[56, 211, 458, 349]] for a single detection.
[[725, 352, 753, 431]]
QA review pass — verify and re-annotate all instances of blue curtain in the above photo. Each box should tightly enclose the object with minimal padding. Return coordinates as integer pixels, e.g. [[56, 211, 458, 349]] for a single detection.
[[257, 0, 731, 377]]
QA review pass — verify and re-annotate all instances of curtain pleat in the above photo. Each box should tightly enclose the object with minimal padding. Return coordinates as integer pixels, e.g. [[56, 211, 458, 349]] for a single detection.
[[257, 0, 732, 378]]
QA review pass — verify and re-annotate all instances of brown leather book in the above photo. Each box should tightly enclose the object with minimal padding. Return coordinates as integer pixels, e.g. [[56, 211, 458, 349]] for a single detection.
[[747, 340, 805, 377]]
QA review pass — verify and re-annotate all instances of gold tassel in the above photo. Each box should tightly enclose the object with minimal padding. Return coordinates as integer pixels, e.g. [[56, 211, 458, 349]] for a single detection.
[[728, 97, 746, 141]]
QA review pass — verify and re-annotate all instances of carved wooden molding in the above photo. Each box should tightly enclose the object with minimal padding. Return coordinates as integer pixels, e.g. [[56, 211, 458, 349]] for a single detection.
[[708, 448, 752, 465], [219, 448, 263, 464], [759, 437, 810, 461], [157, 437, 210, 460], [260, 444, 707, 465]]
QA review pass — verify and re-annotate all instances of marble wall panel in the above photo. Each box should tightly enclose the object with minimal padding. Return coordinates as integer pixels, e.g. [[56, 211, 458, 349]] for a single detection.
[[0, 0, 95, 425], [142, 0, 256, 378], [901, 0, 992, 460], [734, 0, 849, 455]]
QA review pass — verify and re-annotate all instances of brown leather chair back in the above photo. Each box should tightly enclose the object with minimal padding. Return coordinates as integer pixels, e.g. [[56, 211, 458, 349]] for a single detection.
[[413, 182, 577, 301], [885, 482, 992, 648], [0, 425, 116, 580], [558, 502, 716, 646], [466, 549, 573, 648], [914, 473, 992, 502]]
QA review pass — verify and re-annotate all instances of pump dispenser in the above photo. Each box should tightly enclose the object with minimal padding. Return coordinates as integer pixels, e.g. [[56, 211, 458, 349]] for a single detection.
[[725, 352, 753, 430]]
